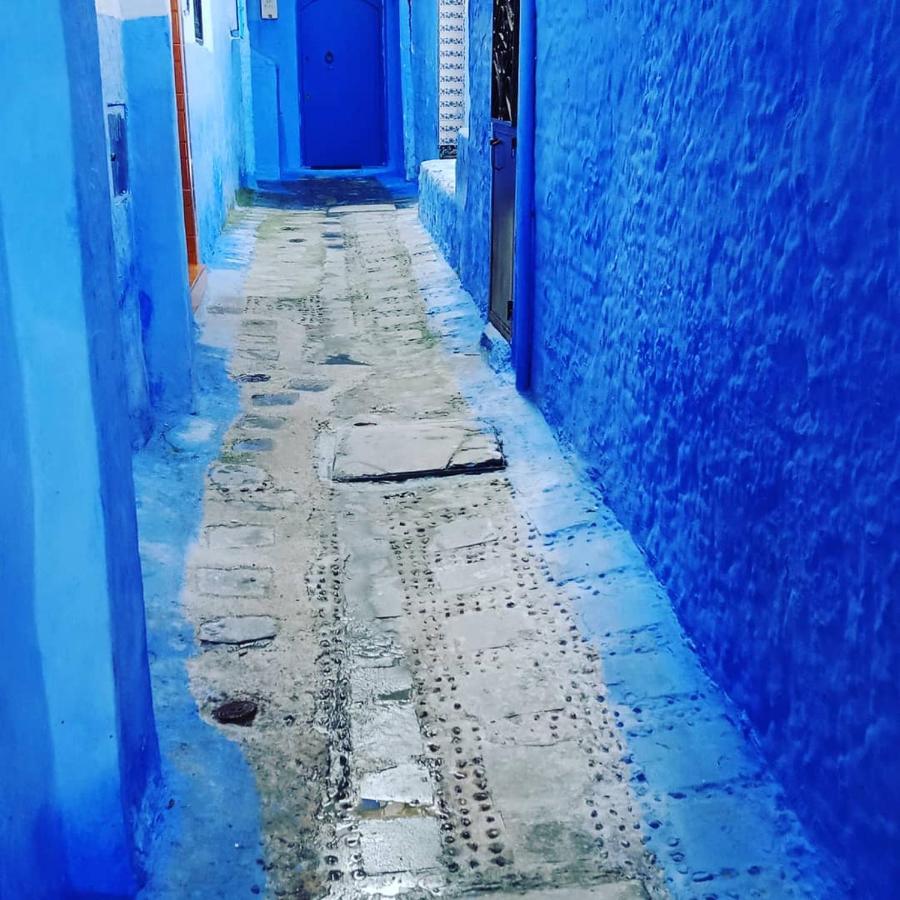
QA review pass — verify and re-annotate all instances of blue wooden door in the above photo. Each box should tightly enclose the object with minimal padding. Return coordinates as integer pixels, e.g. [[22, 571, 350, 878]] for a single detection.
[[299, 0, 387, 168]]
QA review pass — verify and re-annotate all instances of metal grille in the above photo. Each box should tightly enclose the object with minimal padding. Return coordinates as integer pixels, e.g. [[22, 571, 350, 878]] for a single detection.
[[439, 0, 466, 157], [491, 0, 519, 124]]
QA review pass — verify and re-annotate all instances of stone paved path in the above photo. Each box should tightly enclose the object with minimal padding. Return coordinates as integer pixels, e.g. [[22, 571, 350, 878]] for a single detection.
[[179, 188, 664, 899], [153, 181, 843, 900]]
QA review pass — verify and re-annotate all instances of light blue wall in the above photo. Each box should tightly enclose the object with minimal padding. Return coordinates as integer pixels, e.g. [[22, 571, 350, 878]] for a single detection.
[[452, 0, 900, 894], [0, 216, 68, 900], [183, 0, 251, 258], [0, 2, 159, 894], [419, 159, 458, 267], [248, 0, 407, 178], [96, 12, 154, 444], [124, 14, 195, 410], [455, 0, 491, 314], [96, 9, 194, 434], [410, 0, 440, 172]]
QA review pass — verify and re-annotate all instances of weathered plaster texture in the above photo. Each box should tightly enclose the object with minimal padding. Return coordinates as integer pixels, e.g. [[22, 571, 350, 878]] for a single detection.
[[526, 2, 900, 894], [419, 158, 459, 268]]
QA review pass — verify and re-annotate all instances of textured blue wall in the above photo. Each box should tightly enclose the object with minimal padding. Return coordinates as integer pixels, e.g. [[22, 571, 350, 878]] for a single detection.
[[519, 2, 900, 894], [0, 2, 159, 893], [419, 159, 459, 267]]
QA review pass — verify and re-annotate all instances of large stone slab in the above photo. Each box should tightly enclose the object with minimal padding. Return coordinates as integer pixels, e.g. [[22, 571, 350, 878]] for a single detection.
[[358, 762, 433, 807], [482, 883, 647, 899], [357, 817, 442, 875], [332, 418, 505, 483], [198, 615, 279, 646]]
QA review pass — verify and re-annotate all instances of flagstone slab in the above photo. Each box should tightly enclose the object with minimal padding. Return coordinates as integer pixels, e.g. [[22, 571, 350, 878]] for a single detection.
[[332, 418, 505, 483]]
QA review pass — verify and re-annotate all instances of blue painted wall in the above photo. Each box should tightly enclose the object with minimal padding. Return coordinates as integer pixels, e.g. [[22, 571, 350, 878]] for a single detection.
[[0, 2, 159, 893], [248, 0, 406, 178], [419, 159, 459, 267], [410, 0, 440, 172], [182, 0, 251, 259], [124, 13, 195, 411], [501, 2, 897, 895], [96, 12, 154, 444], [455, 0, 491, 314], [0, 217, 69, 900], [96, 6, 194, 433]]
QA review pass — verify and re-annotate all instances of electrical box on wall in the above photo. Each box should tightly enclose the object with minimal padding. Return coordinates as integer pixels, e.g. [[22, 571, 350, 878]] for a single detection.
[[261, 0, 278, 18]]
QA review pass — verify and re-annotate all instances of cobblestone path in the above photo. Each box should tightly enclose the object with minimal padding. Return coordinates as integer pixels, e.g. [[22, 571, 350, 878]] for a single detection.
[[176, 186, 664, 899]]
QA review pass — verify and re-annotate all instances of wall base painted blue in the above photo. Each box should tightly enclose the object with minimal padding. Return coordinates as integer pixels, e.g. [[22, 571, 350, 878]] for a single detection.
[[419, 159, 459, 269]]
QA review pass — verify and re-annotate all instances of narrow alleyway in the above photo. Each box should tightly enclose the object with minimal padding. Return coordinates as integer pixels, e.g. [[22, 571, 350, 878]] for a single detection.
[[138, 182, 841, 900]]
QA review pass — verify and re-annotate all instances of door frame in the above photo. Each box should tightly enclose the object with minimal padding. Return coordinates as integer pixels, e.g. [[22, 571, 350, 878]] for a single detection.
[[511, 0, 536, 389], [297, 0, 390, 169], [169, 0, 205, 308]]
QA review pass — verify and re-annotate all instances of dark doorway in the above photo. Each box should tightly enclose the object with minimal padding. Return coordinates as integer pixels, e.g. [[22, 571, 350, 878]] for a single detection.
[[298, 0, 387, 169], [489, 0, 520, 340]]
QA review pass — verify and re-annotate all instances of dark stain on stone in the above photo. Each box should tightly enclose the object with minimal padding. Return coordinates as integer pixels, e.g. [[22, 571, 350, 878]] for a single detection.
[[212, 699, 259, 726], [240, 415, 286, 430], [237, 373, 271, 383], [252, 393, 299, 406], [324, 353, 369, 367], [232, 438, 275, 453], [286, 378, 331, 393]]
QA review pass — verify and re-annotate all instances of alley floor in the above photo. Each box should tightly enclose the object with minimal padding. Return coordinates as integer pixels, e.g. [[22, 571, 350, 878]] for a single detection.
[[136, 181, 843, 900]]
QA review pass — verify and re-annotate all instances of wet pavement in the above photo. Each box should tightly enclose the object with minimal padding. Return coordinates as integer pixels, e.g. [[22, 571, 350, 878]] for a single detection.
[[141, 180, 844, 899]]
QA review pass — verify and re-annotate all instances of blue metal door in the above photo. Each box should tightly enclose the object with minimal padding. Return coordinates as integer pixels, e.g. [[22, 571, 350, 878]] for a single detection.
[[489, 0, 520, 339], [299, 0, 387, 169], [490, 121, 517, 340]]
